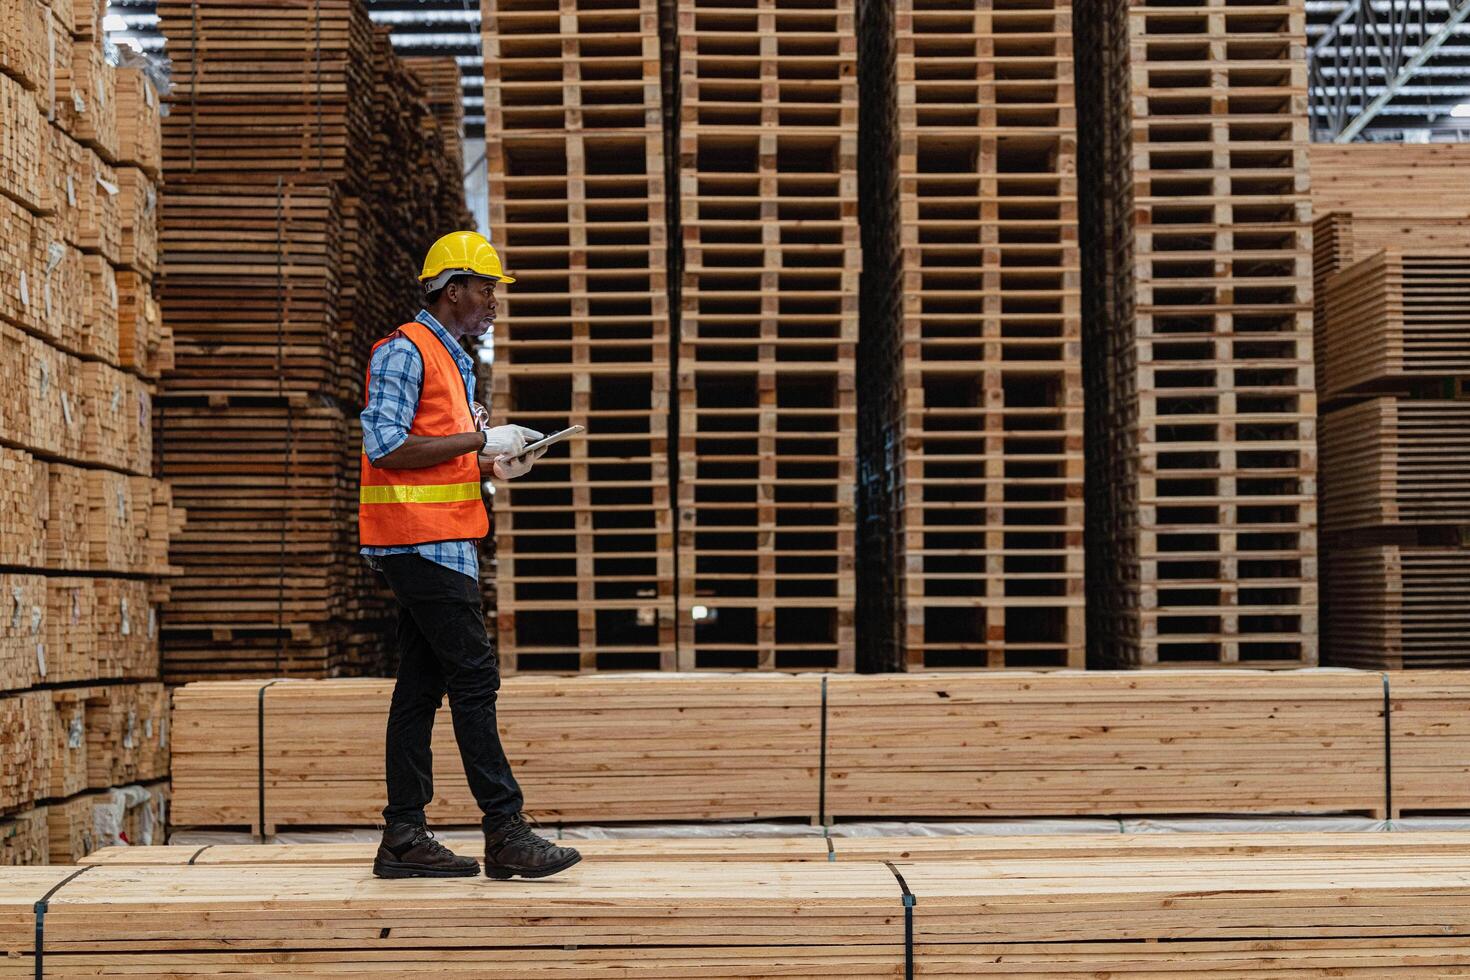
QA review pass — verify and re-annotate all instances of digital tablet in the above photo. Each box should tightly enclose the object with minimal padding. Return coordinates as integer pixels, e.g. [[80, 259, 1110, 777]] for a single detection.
[[514, 425, 585, 459]]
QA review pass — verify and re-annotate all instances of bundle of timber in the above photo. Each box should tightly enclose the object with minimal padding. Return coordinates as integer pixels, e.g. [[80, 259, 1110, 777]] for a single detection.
[[45, 780, 168, 864], [674, 0, 860, 670], [170, 670, 1394, 832], [15, 846, 1470, 974], [1076, 0, 1318, 668], [0, 683, 168, 864], [483, 0, 676, 671], [82, 831, 1470, 868], [171, 674, 823, 832], [153, 0, 476, 680], [1309, 145, 1470, 669], [857, 0, 1084, 671], [0, 8, 177, 866]]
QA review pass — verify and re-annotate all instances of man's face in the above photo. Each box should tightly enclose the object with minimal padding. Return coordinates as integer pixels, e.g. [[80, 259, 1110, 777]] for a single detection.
[[453, 277, 498, 337]]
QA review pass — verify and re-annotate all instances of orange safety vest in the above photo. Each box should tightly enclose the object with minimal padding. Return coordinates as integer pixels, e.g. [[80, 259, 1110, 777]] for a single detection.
[[358, 321, 489, 546]]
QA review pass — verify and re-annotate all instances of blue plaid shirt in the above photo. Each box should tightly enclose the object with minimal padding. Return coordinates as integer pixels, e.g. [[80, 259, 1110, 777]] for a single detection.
[[360, 310, 481, 580]]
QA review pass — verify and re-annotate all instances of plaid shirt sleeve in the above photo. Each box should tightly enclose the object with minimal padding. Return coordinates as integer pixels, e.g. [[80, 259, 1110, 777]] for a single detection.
[[361, 338, 422, 463]]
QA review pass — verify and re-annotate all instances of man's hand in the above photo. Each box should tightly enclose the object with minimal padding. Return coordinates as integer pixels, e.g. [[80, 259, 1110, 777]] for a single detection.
[[480, 424, 544, 457], [482, 448, 546, 481]]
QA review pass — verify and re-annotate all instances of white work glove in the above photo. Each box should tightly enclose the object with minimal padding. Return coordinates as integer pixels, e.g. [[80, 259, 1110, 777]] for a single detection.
[[479, 424, 543, 457], [490, 448, 545, 480]]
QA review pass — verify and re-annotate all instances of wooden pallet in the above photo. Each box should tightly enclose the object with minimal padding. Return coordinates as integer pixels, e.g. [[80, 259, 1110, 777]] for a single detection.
[[1320, 398, 1470, 535], [1320, 249, 1470, 403], [1077, 0, 1317, 669], [483, 0, 677, 672], [859, 0, 1085, 671], [674, 0, 860, 671], [1324, 546, 1470, 671]]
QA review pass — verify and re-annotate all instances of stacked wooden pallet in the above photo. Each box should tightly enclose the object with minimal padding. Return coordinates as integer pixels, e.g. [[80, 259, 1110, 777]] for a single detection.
[[1077, 0, 1318, 668], [15, 844, 1470, 974], [169, 670, 1399, 832], [483, 0, 677, 671], [857, 0, 1084, 671], [153, 0, 475, 681], [673, 0, 859, 671], [1310, 145, 1470, 670], [0, 0, 181, 867]]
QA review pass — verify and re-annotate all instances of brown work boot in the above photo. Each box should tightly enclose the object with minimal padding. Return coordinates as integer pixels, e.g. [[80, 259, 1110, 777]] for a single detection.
[[372, 823, 480, 879], [483, 813, 582, 879]]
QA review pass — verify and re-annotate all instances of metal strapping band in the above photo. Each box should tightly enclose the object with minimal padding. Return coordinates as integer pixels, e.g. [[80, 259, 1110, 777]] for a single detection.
[[818, 674, 828, 826], [825, 835, 835, 862], [33, 866, 94, 979], [883, 860, 915, 980], [1383, 672, 1394, 823], [258, 680, 282, 841], [187, 845, 213, 866]]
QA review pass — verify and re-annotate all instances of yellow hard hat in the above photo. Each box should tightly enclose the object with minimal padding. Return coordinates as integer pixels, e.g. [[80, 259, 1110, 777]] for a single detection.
[[418, 230, 516, 290]]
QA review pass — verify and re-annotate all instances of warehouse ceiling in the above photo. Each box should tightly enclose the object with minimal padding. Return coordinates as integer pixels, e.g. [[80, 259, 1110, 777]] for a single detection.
[[104, 0, 1470, 151]]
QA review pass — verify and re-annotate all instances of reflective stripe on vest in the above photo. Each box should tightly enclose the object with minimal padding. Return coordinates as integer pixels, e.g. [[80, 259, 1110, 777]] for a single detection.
[[360, 482, 482, 505], [358, 320, 490, 547]]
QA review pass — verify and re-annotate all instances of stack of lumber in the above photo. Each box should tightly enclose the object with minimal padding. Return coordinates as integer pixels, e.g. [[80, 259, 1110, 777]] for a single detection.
[[0, 0, 180, 867], [1076, 0, 1318, 668], [857, 0, 1084, 671], [47, 781, 168, 864], [170, 670, 1401, 833], [80, 830, 1470, 867], [171, 674, 822, 832], [153, 0, 477, 681], [16, 841, 1470, 974], [1310, 144, 1470, 669], [482, 0, 676, 672], [673, 0, 859, 671]]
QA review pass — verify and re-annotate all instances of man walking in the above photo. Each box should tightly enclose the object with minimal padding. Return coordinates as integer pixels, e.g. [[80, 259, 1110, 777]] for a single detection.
[[359, 230, 581, 880]]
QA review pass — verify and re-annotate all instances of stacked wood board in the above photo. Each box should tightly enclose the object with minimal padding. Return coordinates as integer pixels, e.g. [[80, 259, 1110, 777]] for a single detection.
[[1076, 0, 1318, 668], [16, 843, 1470, 975], [171, 674, 823, 833], [482, 0, 677, 671], [1310, 145, 1470, 669], [83, 831, 1470, 867], [169, 670, 1402, 833], [153, 0, 477, 681], [857, 0, 1084, 671], [0, 0, 180, 867], [674, 0, 859, 671]]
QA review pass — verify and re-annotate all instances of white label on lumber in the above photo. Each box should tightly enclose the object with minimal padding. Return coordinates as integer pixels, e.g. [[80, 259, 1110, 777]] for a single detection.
[[9, 587, 20, 630], [18, 272, 26, 308], [38, 361, 49, 397], [35, 643, 45, 679], [71, 588, 80, 623], [115, 488, 125, 520], [143, 717, 152, 739], [72, 91, 84, 113], [60, 390, 73, 427], [158, 714, 167, 748], [124, 709, 136, 750], [29, 605, 40, 634], [66, 175, 75, 207], [46, 243, 63, 274], [97, 176, 118, 197], [120, 596, 130, 636], [67, 713, 83, 750], [42, 281, 51, 319], [94, 73, 103, 109], [111, 385, 121, 413], [147, 608, 156, 637]]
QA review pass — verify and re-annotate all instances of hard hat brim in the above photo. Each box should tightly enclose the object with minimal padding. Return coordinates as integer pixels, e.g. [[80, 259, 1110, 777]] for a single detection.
[[419, 269, 517, 291]]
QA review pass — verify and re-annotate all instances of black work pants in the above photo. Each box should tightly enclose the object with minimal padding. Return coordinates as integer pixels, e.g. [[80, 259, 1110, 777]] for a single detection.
[[376, 553, 523, 832]]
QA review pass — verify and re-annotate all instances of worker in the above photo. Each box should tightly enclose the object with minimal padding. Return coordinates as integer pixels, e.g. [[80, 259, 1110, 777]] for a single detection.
[[358, 230, 581, 881]]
